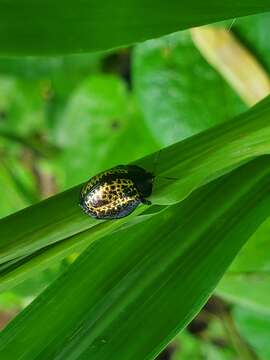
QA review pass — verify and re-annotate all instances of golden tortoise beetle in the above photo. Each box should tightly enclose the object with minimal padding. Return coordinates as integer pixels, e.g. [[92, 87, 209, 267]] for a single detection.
[[79, 165, 154, 219]]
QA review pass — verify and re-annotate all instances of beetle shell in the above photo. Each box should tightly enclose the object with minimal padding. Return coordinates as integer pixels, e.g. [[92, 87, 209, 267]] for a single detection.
[[79, 165, 153, 219]]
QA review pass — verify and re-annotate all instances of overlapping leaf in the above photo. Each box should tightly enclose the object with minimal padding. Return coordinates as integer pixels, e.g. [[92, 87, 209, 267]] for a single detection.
[[1, 96, 270, 273], [1, 157, 270, 359]]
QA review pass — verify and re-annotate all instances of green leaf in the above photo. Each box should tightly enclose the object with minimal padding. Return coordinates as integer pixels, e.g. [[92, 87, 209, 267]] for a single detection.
[[1, 1, 270, 55], [234, 306, 270, 360], [0, 76, 45, 136], [216, 212, 270, 312], [133, 30, 246, 145], [234, 13, 270, 73], [217, 273, 270, 314], [1, 156, 270, 359], [228, 217, 270, 273], [54, 75, 158, 189], [1, 96, 270, 267]]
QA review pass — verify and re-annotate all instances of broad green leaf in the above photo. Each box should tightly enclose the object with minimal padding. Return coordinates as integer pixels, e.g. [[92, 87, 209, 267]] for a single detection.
[[216, 213, 270, 312], [1, 156, 270, 359], [1, 96, 270, 266], [0, 55, 103, 149], [234, 13, 270, 72], [1, 1, 270, 55], [133, 31, 246, 145], [228, 217, 270, 273], [234, 306, 270, 360], [0, 76, 45, 136], [54, 75, 158, 189], [217, 274, 270, 314]]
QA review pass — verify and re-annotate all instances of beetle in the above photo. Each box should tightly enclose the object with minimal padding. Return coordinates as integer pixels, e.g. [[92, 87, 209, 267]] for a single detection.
[[79, 165, 153, 220]]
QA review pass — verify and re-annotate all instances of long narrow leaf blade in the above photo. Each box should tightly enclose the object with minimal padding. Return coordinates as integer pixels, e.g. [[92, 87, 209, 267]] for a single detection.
[[1, 156, 270, 359], [1, 97, 270, 265], [0, 1, 270, 55]]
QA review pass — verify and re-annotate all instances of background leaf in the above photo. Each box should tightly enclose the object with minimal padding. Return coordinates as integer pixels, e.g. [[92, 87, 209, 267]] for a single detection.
[[0, 76, 45, 136], [234, 306, 270, 360], [234, 13, 270, 72], [133, 30, 246, 145], [216, 212, 270, 313], [54, 75, 158, 189]]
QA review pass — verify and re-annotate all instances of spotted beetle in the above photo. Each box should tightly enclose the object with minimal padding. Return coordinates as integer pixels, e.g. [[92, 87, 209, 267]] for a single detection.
[[79, 165, 153, 220]]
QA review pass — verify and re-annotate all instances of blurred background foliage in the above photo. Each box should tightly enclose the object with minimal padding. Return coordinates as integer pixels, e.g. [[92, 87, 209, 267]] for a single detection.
[[1, 12, 270, 360]]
